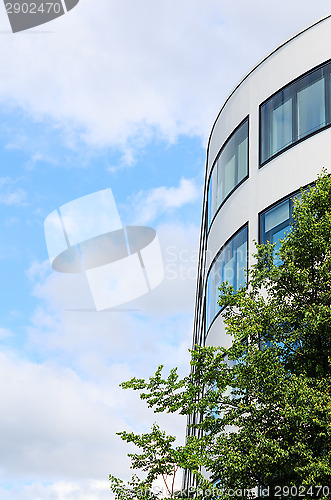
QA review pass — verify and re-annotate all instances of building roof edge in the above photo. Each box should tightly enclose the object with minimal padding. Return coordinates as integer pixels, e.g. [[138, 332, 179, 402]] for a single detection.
[[207, 13, 331, 153]]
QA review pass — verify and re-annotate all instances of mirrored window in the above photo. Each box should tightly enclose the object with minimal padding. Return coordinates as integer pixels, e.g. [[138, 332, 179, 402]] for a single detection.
[[260, 62, 331, 165], [260, 193, 300, 265], [206, 226, 247, 330], [297, 73, 326, 139], [208, 119, 248, 227], [271, 96, 293, 155]]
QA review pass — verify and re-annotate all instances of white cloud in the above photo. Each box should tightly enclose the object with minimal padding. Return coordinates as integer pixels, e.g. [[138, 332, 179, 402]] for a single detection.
[[17, 222, 197, 475], [0, 349, 186, 484], [0, 2, 329, 155], [1, 5, 330, 499], [133, 222, 200, 315], [0, 327, 13, 340], [0, 177, 27, 206], [0, 187, 26, 205], [24, 220, 197, 389], [26, 259, 51, 282], [0, 353, 130, 481], [0, 222, 197, 495], [0, 480, 110, 500], [129, 178, 200, 224], [23, 152, 50, 171], [28, 219, 200, 319]]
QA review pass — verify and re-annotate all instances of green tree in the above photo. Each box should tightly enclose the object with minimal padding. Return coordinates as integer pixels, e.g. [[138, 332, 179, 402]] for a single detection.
[[109, 423, 187, 500], [110, 172, 331, 499]]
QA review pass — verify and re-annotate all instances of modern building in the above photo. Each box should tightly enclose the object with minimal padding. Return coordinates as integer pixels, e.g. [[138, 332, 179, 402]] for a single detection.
[[184, 13, 331, 488]]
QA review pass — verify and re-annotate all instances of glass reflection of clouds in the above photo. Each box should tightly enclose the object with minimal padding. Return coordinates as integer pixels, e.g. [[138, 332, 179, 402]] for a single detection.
[[260, 193, 300, 266], [260, 62, 330, 165], [206, 226, 248, 330]]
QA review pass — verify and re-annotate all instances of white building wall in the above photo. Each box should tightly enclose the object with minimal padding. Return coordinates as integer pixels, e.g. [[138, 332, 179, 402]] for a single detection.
[[198, 14, 331, 348]]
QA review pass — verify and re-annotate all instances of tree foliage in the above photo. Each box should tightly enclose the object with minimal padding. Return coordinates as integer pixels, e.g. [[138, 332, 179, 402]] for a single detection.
[[110, 172, 331, 499]]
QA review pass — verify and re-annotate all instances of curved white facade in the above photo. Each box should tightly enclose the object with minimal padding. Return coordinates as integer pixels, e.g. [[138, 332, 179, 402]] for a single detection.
[[193, 14, 331, 352]]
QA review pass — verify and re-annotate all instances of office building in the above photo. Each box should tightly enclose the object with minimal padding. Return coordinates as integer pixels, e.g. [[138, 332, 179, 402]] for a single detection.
[[185, 13, 331, 488]]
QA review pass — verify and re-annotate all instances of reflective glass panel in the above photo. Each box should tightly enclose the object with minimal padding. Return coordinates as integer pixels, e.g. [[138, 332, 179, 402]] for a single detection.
[[271, 97, 293, 156], [206, 226, 247, 330], [260, 62, 331, 165], [297, 76, 325, 139], [207, 119, 248, 227], [260, 194, 300, 266], [224, 155, 236, 199]]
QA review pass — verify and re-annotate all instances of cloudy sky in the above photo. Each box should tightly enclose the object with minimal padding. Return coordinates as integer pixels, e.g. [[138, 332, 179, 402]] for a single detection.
[[0, 1, 330, 499]]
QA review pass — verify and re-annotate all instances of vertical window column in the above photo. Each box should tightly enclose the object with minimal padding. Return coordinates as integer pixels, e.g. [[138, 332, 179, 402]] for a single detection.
[[206, 226, 248, 331], [260, 63, 330, 165], [260, 193, 300, 265], [207, 119, 249, 227]]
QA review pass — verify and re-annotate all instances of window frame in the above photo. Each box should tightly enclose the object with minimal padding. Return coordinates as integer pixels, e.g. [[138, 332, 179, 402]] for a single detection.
[[207, 117, 249, 233], [259, 59, 331, 168], [258, 184, 313, 245], [205, 223, 249, 334]]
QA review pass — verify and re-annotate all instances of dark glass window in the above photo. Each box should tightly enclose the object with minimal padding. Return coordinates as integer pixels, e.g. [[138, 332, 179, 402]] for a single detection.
[[260, 62, 331, 165], [208, 119, 248, 227], [260, 193, 300, 265], [206, 226, 247, 330]]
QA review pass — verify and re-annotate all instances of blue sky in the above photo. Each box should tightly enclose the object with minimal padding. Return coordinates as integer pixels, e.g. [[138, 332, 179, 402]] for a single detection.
[[0, 2, 330, 499]]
